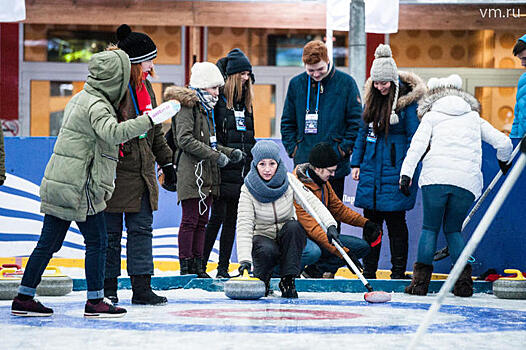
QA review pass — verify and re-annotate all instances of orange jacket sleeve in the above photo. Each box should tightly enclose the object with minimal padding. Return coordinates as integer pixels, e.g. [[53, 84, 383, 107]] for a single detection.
[[294, 196, 348, 258], [325, 181, 368, 228]]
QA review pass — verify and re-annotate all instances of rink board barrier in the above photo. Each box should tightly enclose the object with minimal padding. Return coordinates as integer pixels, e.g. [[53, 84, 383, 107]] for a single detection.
[[1, 137, 526, 275], [69, 276, 492, 294]]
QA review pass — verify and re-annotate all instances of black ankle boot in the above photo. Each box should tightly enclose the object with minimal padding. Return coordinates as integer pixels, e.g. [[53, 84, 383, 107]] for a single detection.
[[130, 275, 168, 305], [279, 275, 298, 298], [180, 258, 193, 275], [193, 257, 211, 278], [216, 266, 231, 279], [104, 277, 118, 304]]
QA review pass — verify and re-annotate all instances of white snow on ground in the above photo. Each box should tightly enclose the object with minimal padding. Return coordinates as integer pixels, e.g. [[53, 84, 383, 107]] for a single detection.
[[1, 289, 525, 350]]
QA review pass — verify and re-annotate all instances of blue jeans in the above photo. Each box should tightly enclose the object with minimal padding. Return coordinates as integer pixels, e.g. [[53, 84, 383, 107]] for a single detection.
[[315, 234, 371, 274], [417, 184, 475, 265], [105, 193, 154, 278], [19, 213, 107, 300]]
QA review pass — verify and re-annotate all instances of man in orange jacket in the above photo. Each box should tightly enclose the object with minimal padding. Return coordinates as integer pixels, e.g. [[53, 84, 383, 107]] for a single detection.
[[293, 142, 382, 278]]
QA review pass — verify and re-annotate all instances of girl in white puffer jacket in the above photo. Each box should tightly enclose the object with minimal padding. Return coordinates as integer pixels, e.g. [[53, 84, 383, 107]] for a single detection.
[[400, 74, 513, 297]]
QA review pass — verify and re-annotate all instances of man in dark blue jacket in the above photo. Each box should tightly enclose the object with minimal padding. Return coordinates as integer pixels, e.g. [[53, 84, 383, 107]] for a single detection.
[[280, 40, 362, 200]]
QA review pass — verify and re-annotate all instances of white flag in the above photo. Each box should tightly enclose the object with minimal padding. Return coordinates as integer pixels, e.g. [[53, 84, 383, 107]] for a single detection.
[[365, 0, 399, 34], [326, 0, 399, 34], [0, 0, 26, 22]]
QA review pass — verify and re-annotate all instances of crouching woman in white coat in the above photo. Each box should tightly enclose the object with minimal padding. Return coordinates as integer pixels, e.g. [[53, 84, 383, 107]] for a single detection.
[[236, 140, 337, 298], [400, 74, 512, 297]]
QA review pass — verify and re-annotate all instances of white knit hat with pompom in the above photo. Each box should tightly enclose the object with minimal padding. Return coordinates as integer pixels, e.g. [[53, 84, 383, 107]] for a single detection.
[[370, 44, 400, 124], [427, 74, 463, 90]]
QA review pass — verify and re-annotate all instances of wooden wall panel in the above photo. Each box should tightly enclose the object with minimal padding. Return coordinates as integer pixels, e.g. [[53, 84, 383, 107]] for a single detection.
[[24, 1, 526, 31]]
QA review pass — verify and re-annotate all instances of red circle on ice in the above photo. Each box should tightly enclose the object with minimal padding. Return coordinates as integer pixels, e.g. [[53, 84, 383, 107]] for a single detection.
[[171, 308, 363, 320]]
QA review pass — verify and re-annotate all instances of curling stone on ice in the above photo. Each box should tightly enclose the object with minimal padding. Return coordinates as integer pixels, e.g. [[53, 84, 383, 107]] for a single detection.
[[0, 265, 25, 300], [224, 270, 266, 300], [493, 269, 526, 299], [0, 265, 73, 300], [37, 266, 73, 296]]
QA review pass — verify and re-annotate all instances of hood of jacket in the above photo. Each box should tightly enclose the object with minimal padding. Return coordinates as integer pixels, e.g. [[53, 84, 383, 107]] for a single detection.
[[294, 163, 316, 185], [163, 86, 199, 108], [363, 71, 426, 111], [84, 50, 130, 110], [417, 87, 480, 119]]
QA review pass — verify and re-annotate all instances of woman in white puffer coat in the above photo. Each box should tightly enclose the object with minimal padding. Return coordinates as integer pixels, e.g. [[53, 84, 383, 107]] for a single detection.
[[400, 74, 513, 297]]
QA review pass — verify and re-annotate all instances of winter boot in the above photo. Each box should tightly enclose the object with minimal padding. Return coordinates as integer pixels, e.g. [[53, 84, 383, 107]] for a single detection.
[[301, 264, 323, 279], [104, 277, 119, 304], [179, 258, 193, 275], [216, 265, 231, 279], [453, 264, 473, 297], [130, 275, 168, 305], [279, 275, 298, 298], [405, 263, 434, 295], [193, 257, 212, 278]]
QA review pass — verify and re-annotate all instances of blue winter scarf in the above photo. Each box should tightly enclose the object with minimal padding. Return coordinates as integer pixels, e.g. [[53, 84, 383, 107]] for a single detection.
[[244, 160, 289, 203]]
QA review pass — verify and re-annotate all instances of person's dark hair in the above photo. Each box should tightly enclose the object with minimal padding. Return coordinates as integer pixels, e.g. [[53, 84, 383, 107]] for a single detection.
[[363, 83, 396, 138], [513, 39, 526, 57]]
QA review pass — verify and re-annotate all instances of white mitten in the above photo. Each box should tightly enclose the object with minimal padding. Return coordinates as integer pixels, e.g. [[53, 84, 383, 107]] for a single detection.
[[147, 100, 181, 125]]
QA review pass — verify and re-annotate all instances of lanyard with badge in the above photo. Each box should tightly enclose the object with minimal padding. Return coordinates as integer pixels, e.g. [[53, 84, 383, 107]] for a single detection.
[[202, 104, 218, 150], [305, 76, 320, 134], [222, 96, 246, 132], [129, 83, 147, 139], [366, 122, 377, 143]]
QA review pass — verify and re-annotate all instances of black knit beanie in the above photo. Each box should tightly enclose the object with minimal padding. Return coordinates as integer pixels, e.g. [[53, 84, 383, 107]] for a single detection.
[[309, 142, 339, 168], [226, 48, 252, 75], [116, 24, 157, 64]]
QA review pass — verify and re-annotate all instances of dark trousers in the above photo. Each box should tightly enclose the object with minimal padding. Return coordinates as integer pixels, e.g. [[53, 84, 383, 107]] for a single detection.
[[178, 196, 212, 259], [252, 220, 307, 283], [329, 177, 345, 232], [363, 209, 409, 279], [19, 213, 107, 300], [203, 196, 239, 270], [105, 193, 154, 278]]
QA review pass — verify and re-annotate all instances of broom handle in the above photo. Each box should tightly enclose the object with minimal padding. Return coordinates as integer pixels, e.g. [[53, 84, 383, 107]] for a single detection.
[[287, 173, 373, 292], [333, 238, 373, 292], [408, 151, 526, 350], [462, 141, 522, 231]]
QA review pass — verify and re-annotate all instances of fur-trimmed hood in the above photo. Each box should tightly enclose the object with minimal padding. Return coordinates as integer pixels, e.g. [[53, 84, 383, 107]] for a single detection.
[[163, 86, 199, 108], [417, 87, 480, 120], [294, 163, 313, 184], [364, 71, 426, 111]]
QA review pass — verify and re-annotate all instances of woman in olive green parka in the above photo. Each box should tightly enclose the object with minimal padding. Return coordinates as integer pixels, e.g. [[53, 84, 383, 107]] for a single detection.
[[11, 49, 177, 319]]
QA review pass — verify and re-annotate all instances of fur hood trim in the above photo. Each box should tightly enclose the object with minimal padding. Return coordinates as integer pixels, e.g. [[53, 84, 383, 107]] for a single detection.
[[364, 71, 426, 111], [417, 87, 480, 119], [163, 86, 198, 108], [295, 163, 313, 184]]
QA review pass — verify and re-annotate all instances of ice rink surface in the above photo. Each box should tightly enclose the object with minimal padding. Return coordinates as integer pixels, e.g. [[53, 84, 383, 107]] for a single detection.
[[1, 288, 526, 350]]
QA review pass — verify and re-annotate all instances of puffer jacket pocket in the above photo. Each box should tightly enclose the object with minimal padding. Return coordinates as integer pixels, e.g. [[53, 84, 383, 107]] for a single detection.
[[89, 149, 119, 203]]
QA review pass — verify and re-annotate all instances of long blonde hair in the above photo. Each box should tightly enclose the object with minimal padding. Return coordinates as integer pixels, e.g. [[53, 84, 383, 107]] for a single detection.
[[223, 72, 253, 113]]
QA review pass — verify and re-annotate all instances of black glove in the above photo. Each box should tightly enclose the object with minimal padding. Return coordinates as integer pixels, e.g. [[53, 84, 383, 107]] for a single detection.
[[161, 164, 177, 192], [327, 225, 339, 244], [217, 153, 230, 168], [363, 220, 382, 247], [229, 149, 246, 164], [238, 261, 252, 275], [400, 175, 411, 197], [498, 160, 512, 175], [0, 179, 3, 186]]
